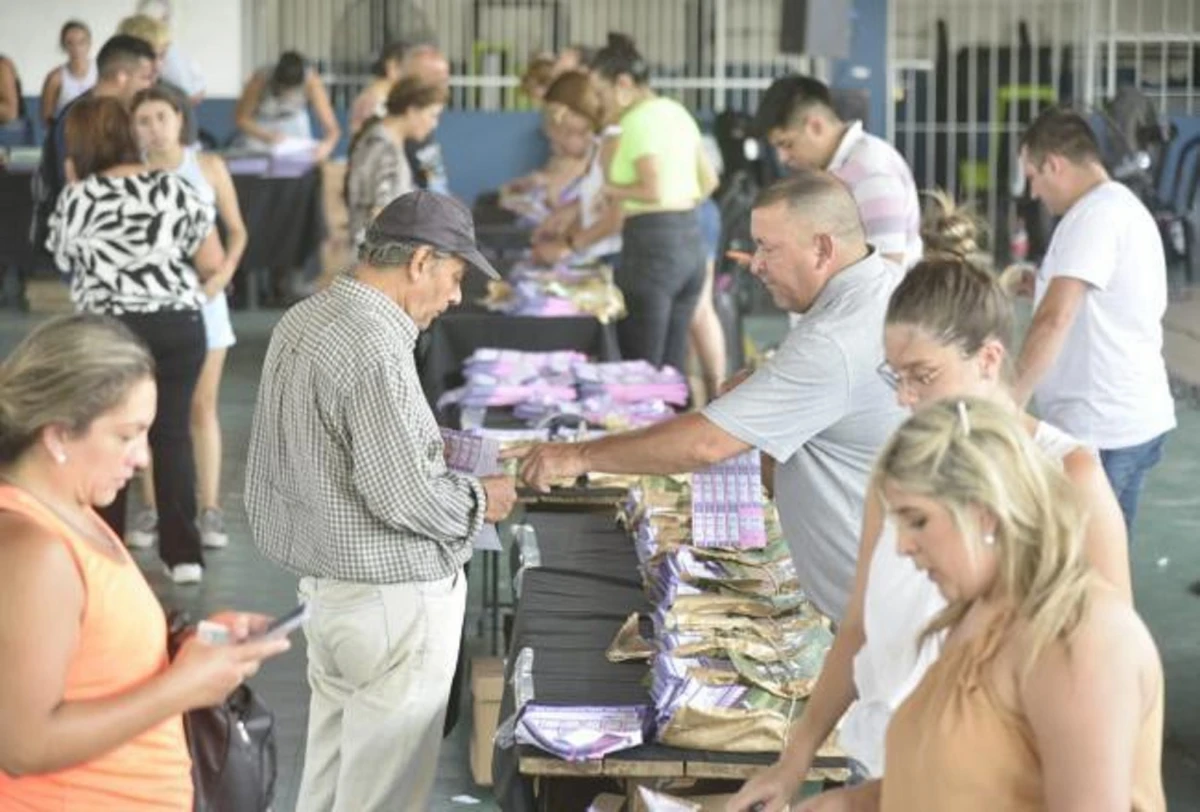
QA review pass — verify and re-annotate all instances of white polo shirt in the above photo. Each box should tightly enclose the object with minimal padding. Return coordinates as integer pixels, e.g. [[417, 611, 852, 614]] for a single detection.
[[1033, 180, 1176, 449]]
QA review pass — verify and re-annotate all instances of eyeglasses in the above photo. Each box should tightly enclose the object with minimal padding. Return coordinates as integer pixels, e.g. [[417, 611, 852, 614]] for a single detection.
[[877, 361, 944, 393]]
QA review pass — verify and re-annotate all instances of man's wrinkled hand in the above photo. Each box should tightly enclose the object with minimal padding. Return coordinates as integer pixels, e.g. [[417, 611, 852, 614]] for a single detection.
[[506, 442, 587, 492], [480, 475, 517, 522]]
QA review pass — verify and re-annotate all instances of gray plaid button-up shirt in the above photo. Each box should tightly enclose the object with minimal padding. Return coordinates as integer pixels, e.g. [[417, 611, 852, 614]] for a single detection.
[[245, 274, 486, 583]]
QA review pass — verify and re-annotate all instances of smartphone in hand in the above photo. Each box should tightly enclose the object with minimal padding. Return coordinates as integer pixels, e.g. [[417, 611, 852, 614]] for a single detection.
[[247, 603, 311, 642]]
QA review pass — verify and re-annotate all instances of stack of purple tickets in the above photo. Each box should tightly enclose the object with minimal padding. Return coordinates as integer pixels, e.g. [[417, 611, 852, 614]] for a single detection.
[[436, 349, 586, 411], [513, 394, 675, 429], [439, 427, 503, 476], [689, 451, 767, 550], [439, 350, 688, 427], [514, 704, 651, 762], [574, 360, 690, 406]]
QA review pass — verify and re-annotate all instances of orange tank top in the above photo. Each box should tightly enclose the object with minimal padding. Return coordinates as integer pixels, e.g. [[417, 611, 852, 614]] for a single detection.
[[0, 485, 193, 811], [881, 611, 1165, 812]]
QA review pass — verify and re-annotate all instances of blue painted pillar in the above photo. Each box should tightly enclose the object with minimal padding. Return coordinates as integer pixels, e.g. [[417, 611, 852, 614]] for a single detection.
[[831, 0, 889, 138]]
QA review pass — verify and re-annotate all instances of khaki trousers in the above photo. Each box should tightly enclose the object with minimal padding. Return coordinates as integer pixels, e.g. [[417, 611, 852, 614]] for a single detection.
[[295, 571, 466, 812]]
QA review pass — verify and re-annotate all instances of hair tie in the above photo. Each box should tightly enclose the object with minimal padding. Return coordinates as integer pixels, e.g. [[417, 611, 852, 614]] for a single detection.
[[956, 400, 971, 437]]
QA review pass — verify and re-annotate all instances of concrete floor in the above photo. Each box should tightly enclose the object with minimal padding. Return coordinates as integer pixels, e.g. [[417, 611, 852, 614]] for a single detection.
[[0, 307, 1197, 809]]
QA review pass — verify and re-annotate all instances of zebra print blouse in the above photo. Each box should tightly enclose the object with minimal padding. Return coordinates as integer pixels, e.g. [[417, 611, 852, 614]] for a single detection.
[[46, 170, 215, 315]]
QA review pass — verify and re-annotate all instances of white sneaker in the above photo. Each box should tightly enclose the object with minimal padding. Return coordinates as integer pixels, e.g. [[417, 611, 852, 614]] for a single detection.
[[125, 508, 158, 549], [167, 563, 203, 585], [198, 508, 230, 549]]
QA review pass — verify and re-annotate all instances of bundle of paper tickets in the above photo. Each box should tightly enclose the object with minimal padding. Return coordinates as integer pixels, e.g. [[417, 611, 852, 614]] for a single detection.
[[613, 458, 834, 753]]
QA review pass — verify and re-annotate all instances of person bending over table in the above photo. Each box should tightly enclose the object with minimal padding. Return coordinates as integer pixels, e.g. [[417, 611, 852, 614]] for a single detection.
[[590, 33, 719, 373], [771, 398, 1164, 812], [234, 50, 340, 161], [129, 85, 249, 552], [529, 70, 623, 267], [346, 77, 447, 249], [245, 191, 517, 812], [500, 99, 592, 224], [728, 202, 1132, 812], [508, 171, 906, 623], [0, 314, 288, 811]]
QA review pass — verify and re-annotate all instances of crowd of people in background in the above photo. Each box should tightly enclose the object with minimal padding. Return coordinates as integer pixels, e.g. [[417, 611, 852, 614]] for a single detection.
[[0, 10, 1180, 812]]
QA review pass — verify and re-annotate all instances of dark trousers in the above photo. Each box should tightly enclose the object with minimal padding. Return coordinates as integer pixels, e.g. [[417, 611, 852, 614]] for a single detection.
[[98, 309, 207, 567], [615, 210, 706, 373]]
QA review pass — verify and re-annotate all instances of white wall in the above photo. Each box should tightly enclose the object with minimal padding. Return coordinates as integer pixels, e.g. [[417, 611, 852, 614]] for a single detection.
[[0, 0, 246, 98]]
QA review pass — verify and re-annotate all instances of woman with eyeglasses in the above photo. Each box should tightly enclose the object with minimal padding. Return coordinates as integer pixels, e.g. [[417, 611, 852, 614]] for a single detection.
[[729, 194, 1131, 812]]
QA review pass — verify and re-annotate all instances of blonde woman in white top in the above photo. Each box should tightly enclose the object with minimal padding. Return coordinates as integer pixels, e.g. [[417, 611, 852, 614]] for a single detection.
[[728, 198, 1131, 812], [39, 20, 96, 127]]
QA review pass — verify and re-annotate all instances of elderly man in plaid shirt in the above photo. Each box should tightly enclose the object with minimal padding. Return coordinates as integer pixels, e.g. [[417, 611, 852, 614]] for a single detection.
[[245, 191, 517, 811]]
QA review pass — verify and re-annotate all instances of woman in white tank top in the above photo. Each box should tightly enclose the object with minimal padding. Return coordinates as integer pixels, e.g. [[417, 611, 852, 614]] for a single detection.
[[728, 205, 1133, 812], [129, 86, 249, 559], [39, 20, 96, 127]]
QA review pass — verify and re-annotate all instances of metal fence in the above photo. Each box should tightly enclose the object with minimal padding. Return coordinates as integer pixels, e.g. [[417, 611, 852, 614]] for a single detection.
[[241, 0, 1199, 243], [888, 0, 1198, 254], [242, 0, 823, 114], [889, 0, 1092, 250]]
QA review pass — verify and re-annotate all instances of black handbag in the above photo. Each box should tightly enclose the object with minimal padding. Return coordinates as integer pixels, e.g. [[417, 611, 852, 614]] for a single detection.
[[167, 612, 279, 812]]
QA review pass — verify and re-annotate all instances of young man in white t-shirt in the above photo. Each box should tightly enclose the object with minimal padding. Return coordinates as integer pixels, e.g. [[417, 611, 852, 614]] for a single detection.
[[1014, 107, 1175, 538]]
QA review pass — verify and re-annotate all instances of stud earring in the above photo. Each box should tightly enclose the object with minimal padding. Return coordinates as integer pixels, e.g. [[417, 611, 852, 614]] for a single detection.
[[982, 532, 995, 546]]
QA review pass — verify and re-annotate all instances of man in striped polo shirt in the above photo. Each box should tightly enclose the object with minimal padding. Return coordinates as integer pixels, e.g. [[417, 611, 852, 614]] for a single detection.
[[754, 75, 922, 270]]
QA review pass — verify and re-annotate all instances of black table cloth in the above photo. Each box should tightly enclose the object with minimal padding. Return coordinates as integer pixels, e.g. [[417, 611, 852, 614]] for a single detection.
[[229, 167, 327, 308]]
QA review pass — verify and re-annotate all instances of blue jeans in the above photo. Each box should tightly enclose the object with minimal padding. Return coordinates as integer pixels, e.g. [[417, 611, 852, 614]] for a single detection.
[[1100, 433, 1168, 540], [697, 198, 722, 263]]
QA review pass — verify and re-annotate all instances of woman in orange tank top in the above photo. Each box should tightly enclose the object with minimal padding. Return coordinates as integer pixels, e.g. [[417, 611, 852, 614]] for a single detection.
[[790, 398, 1164, 812], [0, 315, 289, 811]]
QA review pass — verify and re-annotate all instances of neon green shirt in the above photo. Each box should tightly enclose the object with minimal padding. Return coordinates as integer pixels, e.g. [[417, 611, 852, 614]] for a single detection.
[[607, 96, 702, 213]]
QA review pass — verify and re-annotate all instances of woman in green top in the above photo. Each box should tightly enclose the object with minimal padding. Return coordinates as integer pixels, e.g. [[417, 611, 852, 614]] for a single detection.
[[591, 33, 719, 375]]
